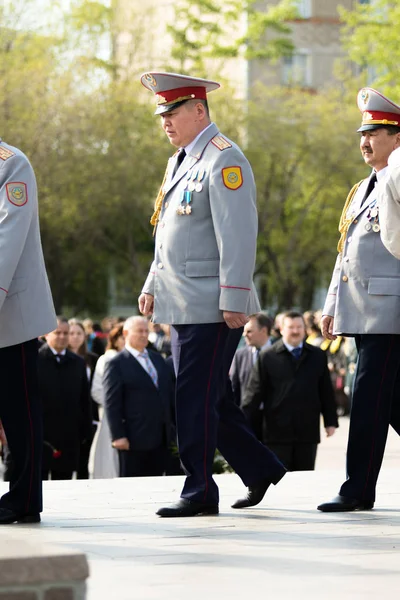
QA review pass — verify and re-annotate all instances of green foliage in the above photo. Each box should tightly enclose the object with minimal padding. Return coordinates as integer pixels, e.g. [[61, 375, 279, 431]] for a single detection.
[[245, 82, 367, 310], [0, 0, 170, 314], [0, 0, 377, 315], [339, 0, 400, 95], [167, 0, 296, 75]]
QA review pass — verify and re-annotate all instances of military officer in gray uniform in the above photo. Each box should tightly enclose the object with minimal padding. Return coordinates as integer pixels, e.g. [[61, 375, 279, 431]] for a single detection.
[[139, 72, 286, 517], [318, 88, 400, 512], [0, 140, 57, 524]]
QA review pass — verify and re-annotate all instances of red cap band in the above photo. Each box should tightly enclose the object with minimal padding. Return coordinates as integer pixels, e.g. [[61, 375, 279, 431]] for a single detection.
[[361, 110, 400, 125], [155, 86, 207, 106]]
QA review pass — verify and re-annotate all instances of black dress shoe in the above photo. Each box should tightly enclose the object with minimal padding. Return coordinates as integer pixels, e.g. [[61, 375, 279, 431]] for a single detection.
[[231, 471, 286, 509], [317, 495, 374, 512], [156, 499, 219, 518], [0, 507, 41, 524]]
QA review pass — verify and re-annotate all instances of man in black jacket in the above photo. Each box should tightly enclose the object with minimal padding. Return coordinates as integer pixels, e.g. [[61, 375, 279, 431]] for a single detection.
[[104, 316, 174, 477], [242, 311, 338, 471], [39, 318, 92, 480]]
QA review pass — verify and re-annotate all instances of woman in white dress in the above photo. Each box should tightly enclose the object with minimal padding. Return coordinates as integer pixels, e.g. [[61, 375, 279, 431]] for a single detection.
[[91, 324, 125, 478]]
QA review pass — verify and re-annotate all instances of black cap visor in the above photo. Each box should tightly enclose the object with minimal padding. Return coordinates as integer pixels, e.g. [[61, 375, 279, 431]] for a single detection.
[[358, 123, 391, 132], [155, 99, 190, 115]]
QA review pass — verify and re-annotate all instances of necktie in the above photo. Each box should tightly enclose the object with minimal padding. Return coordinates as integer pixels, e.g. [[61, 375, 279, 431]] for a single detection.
[[253, 348, 260, 365], [138, 351, 158, 387], [291, 347, 302, 360], [361, 173, 377, 206], [172, 149, 186, 178]]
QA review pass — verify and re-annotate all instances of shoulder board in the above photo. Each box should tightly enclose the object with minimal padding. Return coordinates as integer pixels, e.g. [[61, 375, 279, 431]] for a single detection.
[[211, 135, 232, 151], [0, 146, 15, 161]]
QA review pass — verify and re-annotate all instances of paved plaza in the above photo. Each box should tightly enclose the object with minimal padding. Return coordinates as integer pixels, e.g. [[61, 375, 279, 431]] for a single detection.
[[1, 418, 400, 600]]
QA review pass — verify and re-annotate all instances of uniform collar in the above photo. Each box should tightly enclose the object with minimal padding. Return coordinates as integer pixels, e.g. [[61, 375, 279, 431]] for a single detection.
[[183, 122, 215, 156], [376, 166, 388, 182], [164, 122, 219, 193]]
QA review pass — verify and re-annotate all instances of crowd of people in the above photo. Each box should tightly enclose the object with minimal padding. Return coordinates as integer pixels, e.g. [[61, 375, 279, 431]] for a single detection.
[[2, 71, 400, 525], [0, 309, 351, 482]]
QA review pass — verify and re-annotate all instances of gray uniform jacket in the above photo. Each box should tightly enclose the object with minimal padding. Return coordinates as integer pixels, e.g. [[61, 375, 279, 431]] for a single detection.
[[142, 123, 260, 324], [379, 147, 400, 259], [323, 165, 400, 335], [0, 140, 56, 347]]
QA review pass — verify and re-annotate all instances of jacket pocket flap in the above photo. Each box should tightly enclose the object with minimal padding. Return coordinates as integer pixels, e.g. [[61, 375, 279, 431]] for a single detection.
[[368, 277, 400, 296], [185, 260, 219, 277], [7, 277, 28, 297]]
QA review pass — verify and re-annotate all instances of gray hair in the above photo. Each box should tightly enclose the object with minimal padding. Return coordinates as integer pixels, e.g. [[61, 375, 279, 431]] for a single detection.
[[123, 315, 148, 332]]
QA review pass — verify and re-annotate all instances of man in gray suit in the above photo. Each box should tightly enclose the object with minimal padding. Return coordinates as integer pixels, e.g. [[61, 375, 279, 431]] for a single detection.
[[0, 139, 57, 524], [230, 313, 272, 440], [318, 88, 400, 512], [139, 72, 286, 517]]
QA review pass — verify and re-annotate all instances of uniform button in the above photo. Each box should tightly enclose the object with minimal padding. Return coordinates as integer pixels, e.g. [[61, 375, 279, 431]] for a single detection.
[[158, 262, 163, 269], [342, 275, 348, 282], [159, 243, 163, 249], [353, 219, 358, 224], [164, 201, 169, 208], [347, 236, 352, 243]]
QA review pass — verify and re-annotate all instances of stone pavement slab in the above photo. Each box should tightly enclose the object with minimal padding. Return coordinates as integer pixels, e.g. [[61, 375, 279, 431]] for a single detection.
[[1, 418, 399, 600], [1, 467, 400, 600]]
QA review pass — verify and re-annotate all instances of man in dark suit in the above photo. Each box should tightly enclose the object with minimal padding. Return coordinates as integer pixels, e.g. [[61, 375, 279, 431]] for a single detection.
[[242, 311, 338, 472], [39, 318, 92, 480], [103, 316, 173, 477], [230, 313, 272, 439]]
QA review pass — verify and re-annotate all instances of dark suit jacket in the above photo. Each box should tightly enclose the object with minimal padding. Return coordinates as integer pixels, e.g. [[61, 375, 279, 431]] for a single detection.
[[230, 345, 254, 406], [38, 344, 92, 471], [242, 340, 338, 444], [103, 348, 173, 451]]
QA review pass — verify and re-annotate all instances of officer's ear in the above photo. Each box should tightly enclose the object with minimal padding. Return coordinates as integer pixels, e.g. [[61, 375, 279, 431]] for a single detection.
[[194, 101, 207, 120]]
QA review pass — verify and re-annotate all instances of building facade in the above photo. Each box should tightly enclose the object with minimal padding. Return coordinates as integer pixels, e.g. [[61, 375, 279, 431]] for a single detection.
[[113, 0, 366, 95]]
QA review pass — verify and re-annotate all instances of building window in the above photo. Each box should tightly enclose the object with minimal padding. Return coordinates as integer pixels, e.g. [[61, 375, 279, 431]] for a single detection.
[[296, 0, 312, 18], [282, 53, 311, 87]]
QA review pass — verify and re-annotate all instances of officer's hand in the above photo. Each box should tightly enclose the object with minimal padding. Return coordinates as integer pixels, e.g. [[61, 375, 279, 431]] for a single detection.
[[320, 315, 337, 340], [112, 437, 130, 451], [0, 420, 7, 446], [223, 311, 248, 329], [325, 427, 336, 437], [138, 293, 154, 316]]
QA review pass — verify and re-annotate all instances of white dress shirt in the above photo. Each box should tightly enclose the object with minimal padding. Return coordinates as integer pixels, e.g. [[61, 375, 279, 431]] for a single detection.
[[125, 343, 156, 376]]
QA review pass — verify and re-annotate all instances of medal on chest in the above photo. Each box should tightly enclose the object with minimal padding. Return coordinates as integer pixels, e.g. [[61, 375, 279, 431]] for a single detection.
[[177, 167, 206, 216]]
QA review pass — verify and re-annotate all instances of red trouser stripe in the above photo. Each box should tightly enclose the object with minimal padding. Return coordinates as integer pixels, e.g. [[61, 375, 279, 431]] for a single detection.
[[203, 324, 224, 503], [362, 335, 394, 501], [21, 344, 34, 512]]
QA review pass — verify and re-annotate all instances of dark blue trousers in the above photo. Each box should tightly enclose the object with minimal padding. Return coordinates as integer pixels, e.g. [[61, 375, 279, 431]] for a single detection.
[[0, 339, 43, 514], [340, 334, 400, 503], [170, 323, 286, 505]]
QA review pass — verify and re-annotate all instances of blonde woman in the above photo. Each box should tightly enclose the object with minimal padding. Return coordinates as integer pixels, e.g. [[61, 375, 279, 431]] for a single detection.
[[91, 324, 125, 478]]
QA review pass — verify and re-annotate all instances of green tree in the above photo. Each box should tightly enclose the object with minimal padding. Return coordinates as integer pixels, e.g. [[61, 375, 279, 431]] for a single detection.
[[167, 0, 297, 75], [246, 83, 367, 310], [0, 0, 171, 314], [340, 0, 400, 95]]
